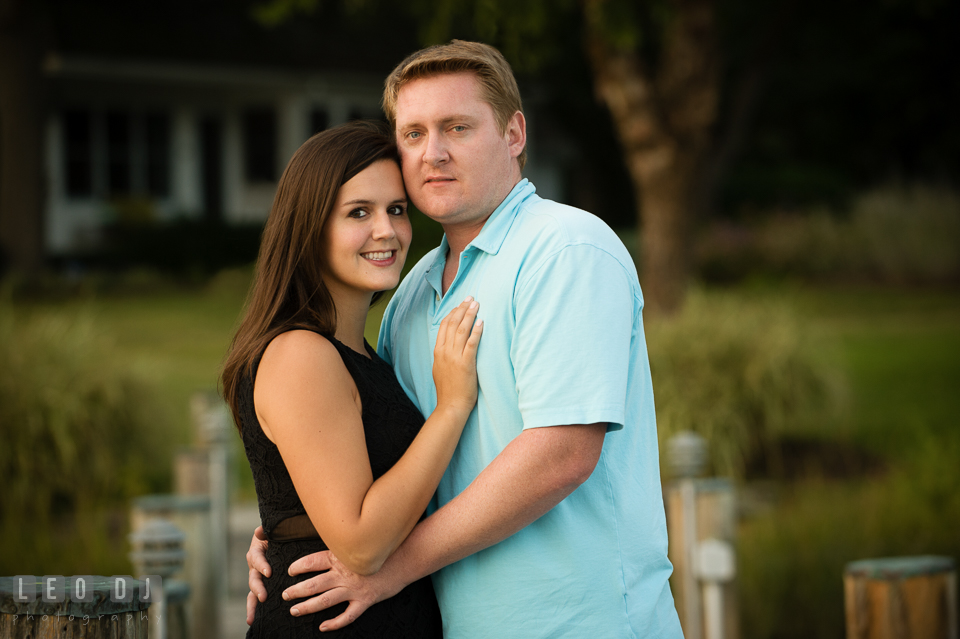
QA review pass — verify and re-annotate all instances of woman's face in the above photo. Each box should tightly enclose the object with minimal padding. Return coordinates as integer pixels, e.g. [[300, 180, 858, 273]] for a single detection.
[[320, 160, 411, 300]]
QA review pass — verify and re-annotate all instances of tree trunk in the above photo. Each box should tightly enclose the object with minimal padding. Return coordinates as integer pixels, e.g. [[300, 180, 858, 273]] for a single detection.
[[585, 0, 718, 314], [0, 0, 46, 275]]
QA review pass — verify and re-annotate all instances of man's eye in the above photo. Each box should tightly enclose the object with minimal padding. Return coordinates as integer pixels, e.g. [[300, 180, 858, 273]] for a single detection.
[[407, 131, 422, 140], [388, 205, 407, 216], [452, 125, 466, 132]]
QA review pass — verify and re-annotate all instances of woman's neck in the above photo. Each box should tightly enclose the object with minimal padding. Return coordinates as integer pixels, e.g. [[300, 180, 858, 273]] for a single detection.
[[330, 288, 373, 356]]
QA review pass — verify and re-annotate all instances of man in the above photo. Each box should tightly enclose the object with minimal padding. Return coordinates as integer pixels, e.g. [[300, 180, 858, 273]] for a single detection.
[[247, 40, 683, 638]]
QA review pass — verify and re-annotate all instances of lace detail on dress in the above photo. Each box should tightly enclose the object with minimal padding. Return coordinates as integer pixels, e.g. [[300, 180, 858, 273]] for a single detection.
[[239, 332, 442, 638]]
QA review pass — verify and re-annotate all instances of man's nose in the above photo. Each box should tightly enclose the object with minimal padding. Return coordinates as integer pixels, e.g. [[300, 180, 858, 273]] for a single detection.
[[424, 133, 449, 166]]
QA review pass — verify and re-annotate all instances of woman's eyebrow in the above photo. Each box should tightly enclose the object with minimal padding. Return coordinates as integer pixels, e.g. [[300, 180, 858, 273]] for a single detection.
[[342, 198, 408, 206]]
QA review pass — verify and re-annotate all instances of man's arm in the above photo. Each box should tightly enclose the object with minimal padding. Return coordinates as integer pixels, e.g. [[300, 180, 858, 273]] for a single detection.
[[281, 422, 605, 631]]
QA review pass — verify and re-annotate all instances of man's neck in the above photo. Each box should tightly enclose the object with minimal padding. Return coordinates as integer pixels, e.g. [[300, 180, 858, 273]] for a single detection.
[[443, 215, 490, 259], [438, 175, 523, 295]]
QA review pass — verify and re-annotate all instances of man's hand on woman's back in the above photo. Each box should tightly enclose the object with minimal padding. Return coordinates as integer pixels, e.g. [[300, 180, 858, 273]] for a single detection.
[[246, 526, 270, 625]]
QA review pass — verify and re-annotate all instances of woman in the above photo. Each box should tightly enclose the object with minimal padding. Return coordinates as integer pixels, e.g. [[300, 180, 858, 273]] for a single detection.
[[221, 121, 482, 637]]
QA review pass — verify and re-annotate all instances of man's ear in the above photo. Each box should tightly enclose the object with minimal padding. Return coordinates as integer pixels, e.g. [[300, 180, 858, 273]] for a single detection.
[[506, 111, 526, 160]]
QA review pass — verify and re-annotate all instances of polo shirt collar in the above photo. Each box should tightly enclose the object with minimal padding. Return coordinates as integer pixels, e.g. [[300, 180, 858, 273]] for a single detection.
[[468, 179, 536, 255], [423, 179, 536, 294]]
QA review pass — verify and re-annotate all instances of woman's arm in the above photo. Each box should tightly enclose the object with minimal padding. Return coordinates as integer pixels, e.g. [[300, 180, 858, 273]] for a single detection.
[[254, 298, 481, 576]]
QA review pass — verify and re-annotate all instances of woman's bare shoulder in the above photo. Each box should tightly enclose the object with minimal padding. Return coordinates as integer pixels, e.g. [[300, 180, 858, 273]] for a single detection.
[[257, 330, 349, 396], [263, 329, 338, 363]]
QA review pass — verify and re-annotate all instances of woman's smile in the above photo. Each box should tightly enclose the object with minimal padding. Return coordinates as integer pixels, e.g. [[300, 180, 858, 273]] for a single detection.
[[361, 249, 399, 265]]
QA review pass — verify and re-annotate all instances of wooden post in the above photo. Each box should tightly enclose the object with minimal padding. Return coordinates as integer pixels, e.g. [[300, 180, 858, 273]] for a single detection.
[[844, 556, 957, 639], [665, 478, 739, 639], [174, 449, 210, 495], [191, 391, 232, 616], [131, 495, 216, 639], [0, 576, 150, 638]]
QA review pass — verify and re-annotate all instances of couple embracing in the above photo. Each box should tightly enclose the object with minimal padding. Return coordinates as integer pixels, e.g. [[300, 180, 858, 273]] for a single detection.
[[221, 40, 683, 638]]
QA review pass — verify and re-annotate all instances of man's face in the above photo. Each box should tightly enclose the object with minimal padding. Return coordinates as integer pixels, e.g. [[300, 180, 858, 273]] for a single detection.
[[394, 72, 525, 232]]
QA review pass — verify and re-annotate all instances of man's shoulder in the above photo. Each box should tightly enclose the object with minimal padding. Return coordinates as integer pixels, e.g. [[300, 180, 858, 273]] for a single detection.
[[520, 197, 624, 249], [513, 196, 635, 272]]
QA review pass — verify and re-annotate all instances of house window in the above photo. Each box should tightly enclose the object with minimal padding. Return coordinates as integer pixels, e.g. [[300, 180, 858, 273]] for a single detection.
[[64, 109, 93, 197], [106, 111, 131, 195], [145, 113, 171, 197], [61, 109, 171, 200], [243, 108, 277, 182]]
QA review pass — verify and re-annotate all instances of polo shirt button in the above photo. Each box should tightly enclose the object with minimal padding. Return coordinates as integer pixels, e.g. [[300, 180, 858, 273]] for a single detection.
[[436, 293, 440, 301]]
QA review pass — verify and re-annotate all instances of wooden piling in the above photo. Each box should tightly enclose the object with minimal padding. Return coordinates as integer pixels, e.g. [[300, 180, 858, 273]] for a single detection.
[[0, 576, 150, 638], [844, 556, 957, 639]]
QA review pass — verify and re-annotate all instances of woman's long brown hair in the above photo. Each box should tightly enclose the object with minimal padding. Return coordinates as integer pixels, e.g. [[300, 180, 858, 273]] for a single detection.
[[221, 120, 399, 431]]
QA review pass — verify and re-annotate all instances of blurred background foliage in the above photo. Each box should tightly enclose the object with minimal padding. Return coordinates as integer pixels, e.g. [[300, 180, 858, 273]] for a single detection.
[[698, 185, 960, 285], [646, 288, 847, 480], [0, 289, 169, 574]]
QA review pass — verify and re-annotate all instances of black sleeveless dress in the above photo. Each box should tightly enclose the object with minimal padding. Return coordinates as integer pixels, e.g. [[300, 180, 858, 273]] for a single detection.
[[239, 332, 443, 638]]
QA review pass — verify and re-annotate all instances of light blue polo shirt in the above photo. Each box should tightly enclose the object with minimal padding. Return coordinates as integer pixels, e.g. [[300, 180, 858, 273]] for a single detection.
[[379, 180, 682, 638]]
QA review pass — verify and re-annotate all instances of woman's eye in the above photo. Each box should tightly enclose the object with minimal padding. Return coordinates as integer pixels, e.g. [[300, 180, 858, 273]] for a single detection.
[[388, 205, 407, 216], [348, 208, 368, 218]]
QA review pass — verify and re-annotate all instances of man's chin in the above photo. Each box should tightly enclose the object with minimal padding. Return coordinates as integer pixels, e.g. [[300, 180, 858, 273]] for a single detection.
[[412, 203, 459, 224]]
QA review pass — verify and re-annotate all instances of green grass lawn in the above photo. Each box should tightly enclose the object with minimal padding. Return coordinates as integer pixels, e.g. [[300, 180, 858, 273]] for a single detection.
[[792, 286, 960, 452], [18, 284, 245, 443]]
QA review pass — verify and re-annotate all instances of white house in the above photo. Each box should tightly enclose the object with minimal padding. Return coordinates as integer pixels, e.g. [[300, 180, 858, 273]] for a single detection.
[[42, 54, 568, 257]]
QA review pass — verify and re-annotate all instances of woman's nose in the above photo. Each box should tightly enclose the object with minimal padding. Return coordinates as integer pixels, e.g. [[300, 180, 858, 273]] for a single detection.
[[371, 211, 398, 240]]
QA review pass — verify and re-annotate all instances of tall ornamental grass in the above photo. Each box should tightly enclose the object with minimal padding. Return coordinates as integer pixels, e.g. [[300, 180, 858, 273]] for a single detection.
[[646, 289, 847, 478], [0, 299, 169, 574]]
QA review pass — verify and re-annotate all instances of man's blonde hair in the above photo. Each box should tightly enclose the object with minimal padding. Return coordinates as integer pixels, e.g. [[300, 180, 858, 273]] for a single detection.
[[383, 40, 527, 170]]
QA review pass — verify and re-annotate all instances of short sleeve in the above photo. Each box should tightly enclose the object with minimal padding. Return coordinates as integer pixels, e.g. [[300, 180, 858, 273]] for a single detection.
[[511, 244, 637, 432]]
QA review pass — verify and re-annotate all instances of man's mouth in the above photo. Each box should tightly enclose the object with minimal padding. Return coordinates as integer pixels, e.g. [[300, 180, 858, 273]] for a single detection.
[[425, 176, 455, 184]]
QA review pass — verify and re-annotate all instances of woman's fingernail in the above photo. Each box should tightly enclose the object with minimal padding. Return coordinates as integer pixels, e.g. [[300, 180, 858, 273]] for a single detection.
[[476, 319, 483, 327], [291, 607, 300, 616], [463, 296, 474, 303], [469, 301, 478, 309], [282, 591, 289, 600]]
